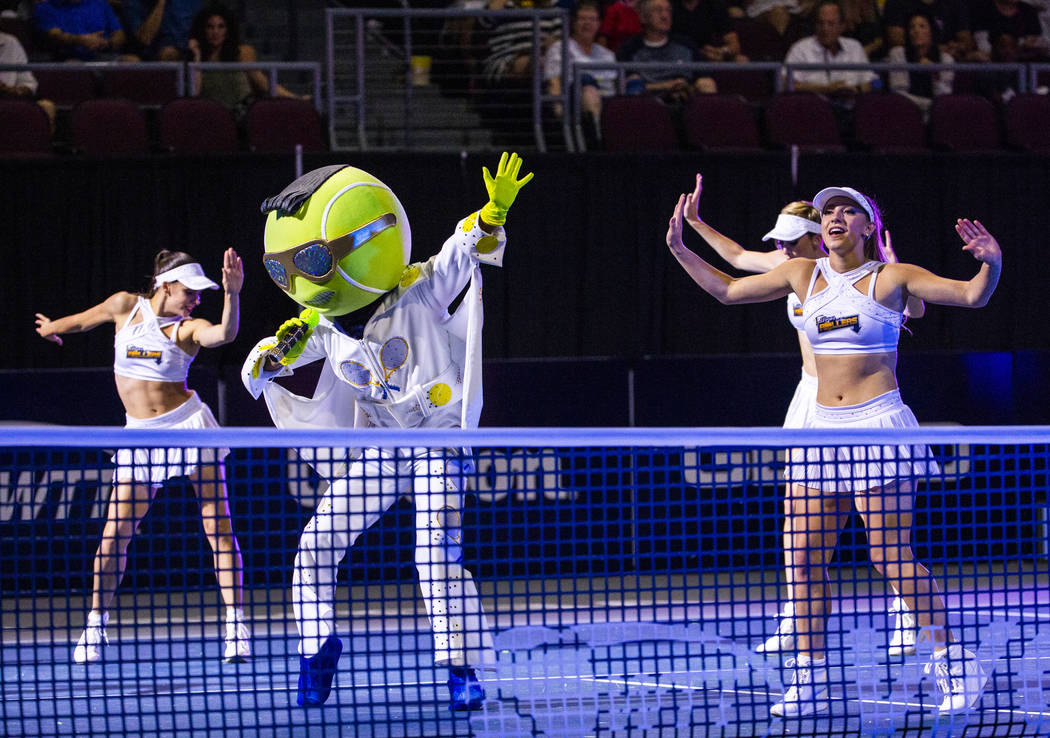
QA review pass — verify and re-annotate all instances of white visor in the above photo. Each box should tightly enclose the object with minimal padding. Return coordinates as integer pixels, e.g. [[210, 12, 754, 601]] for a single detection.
[[812, 186, 875, 222], [153, 263, 219, 290], [762, 213, 822, 242]]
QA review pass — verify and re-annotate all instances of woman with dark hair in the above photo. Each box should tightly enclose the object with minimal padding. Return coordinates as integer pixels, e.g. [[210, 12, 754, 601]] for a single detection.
[[666, 184, 999, 718], [187, 3, 305, 117], [35, 248, 250, 666], [887, 11, 954, 116]]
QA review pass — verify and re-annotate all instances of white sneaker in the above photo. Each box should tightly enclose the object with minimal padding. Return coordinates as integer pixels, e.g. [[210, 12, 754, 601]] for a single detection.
[[924, 645, 989, 713], [224, 618, 252, 663], [770, 657, 829, 717], [887, 596, 918, 656], [756, 615, 796, 654], [73, 612, 108, 664]]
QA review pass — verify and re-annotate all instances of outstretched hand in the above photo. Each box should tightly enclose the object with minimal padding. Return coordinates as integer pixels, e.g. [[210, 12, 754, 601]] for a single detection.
[[683, 173, 704, 228], [222, 247, 244, 294], [480, 151, 534, 226], [666, 194, 687, 254], [956, 219, 1002, 267], [35, 313, 62, 346]]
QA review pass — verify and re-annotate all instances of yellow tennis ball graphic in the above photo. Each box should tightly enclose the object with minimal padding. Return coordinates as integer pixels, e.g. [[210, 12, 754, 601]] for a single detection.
[[428, 383, 452, 407]]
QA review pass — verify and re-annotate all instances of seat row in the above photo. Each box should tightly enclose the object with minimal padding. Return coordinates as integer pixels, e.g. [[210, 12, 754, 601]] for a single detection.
[[599, 91, 1050, 154], [0, 97, 326, 156]]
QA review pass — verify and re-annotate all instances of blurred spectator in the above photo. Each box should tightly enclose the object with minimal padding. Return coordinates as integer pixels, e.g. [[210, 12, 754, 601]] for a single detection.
[[976, 29, 1041, 100], [187, 3, 305, 121], [784, 0, 875, 98], [887, 11, 953, 116], [841, 0, 884, 58], [672, 0, 748, 61], [598, 0, 642, 52], [617, 0, 717, 101], [544, 0, 615, 134], [121, 0, 202, 61], [971, 0, 1048, 60], [882, 0, 974, 60], [32, 0, 127, 60], [479, 0, 563, 86], [0, 29, 55, 127]]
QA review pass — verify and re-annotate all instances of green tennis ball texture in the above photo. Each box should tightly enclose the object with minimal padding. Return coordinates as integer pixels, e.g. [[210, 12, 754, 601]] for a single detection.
[[264, 167, 412, 316]]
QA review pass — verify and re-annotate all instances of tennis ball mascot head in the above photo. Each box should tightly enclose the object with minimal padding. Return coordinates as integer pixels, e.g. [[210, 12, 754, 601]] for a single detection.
[[259, 165, 412, 317]]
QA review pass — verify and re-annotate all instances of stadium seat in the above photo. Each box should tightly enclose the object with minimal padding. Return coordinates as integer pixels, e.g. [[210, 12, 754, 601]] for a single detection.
[[159, 97, 239, 154], [0, 99, 52, 156], [853, 92, 927, 152], [600, 95, 679, 152], [34, 68, 97, 107], [71, 98, 149, 155], [928, 94, 1001, 152], [101, 67, 179, 106], [1004, 92, 1050, 152], [682, 94, 761, 151], [764, 92, 844, 151], [244, 98, 325, 153]]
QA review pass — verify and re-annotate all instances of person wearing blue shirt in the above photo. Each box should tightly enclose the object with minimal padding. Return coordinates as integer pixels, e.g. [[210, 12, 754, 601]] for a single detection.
[[32, 0, 127, 61], [121, 0, 202, 61]]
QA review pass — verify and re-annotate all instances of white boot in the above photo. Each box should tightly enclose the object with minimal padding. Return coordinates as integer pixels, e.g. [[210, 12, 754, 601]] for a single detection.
[[224, 609, 252, 663], [73, 611, 109, 664], [887, 596, 918, 656], [925, 645, 989, 713], [770, 655, 829, 717]]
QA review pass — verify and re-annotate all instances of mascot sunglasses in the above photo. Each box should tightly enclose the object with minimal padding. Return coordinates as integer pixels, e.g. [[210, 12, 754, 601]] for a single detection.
[[263, 213, 398, 289]]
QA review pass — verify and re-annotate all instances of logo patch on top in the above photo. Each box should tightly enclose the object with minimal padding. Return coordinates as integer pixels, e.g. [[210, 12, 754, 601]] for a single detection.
[[815, 314, 861, 334], [126, 346, 163, 364]]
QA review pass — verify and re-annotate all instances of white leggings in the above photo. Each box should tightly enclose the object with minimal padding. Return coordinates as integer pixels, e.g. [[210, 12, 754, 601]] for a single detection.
[[293, 446, 494, 667]]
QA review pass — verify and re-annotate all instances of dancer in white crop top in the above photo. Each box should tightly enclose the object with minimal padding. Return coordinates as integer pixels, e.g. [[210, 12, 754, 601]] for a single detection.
[[35, 248, 252, 666], [666, 183, 1002, 719], [680, 173, 924, 658]]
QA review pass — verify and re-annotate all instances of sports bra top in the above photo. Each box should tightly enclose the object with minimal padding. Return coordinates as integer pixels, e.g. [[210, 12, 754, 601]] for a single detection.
[[113, 297, 195, 382], [786, 293, 805, 332], [801, 258, 902, 355]]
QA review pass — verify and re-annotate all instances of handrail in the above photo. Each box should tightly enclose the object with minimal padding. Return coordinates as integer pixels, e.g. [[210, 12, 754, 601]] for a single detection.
[[0, 60, 186, 97], [188, 61, 323, 111]]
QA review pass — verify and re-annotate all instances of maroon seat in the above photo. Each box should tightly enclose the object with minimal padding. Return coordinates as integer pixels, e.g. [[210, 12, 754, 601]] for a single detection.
[[101, 67, 179, 106], [244, 98, 325, 153], [1004, 92, 1050, 152], [600, 95, 679, 152], [160, 97, 239, 154], [732, 18, 786, 61], [0, 99, 52, 156], [928, 93, 1001, 152], [71, 98, 149, 155], [34, 68, 97, 106], [853, 92, 927, 152], [764, 92, 844, 151], [682, 94, 761, 151], [710, 68, 775, 102]]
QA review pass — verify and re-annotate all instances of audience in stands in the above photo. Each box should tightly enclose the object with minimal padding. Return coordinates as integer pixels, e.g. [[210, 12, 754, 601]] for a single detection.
[[617, 0, 717, 101], [783, 0, 875, 98], [545, 0, 615, 133], [672, 0, 748, 61], [0, 29, 56, 127], [883, 0, 974, 60], [187, 3, 305, 121], [887, 10, 954, 116], [32, 0, 128, 61], [971, 0, 1048, 60], [841, 0, 884, 58], [479, 0, 564, 86], [598, 0, 642, 52], [121, 0, 202, 61]]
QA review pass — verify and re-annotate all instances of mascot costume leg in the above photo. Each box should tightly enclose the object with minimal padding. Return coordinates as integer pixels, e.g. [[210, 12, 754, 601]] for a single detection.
[[242, 153, 533, 710]]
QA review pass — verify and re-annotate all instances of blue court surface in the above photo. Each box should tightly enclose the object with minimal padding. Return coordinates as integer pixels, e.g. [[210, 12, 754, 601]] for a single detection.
[[3, 571, 1049, 738]]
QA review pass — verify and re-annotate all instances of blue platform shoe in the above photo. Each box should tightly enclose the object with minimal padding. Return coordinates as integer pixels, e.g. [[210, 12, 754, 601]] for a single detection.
[[448, 667, 485, 711], [297, 635, 343, 706]]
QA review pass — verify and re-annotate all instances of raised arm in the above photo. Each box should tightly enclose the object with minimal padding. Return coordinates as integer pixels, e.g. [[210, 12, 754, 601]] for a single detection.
[[667, 194, 801, 304], [684, 174, 789, 274], [893, 219, 1002, 308], [35, 291, 135, 346], [188, 248, 243, 348]]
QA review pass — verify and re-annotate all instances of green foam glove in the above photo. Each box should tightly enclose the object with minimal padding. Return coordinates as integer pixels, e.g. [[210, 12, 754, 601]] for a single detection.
[[479, 151, 534, 226], [274, 308, 320, 365]]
